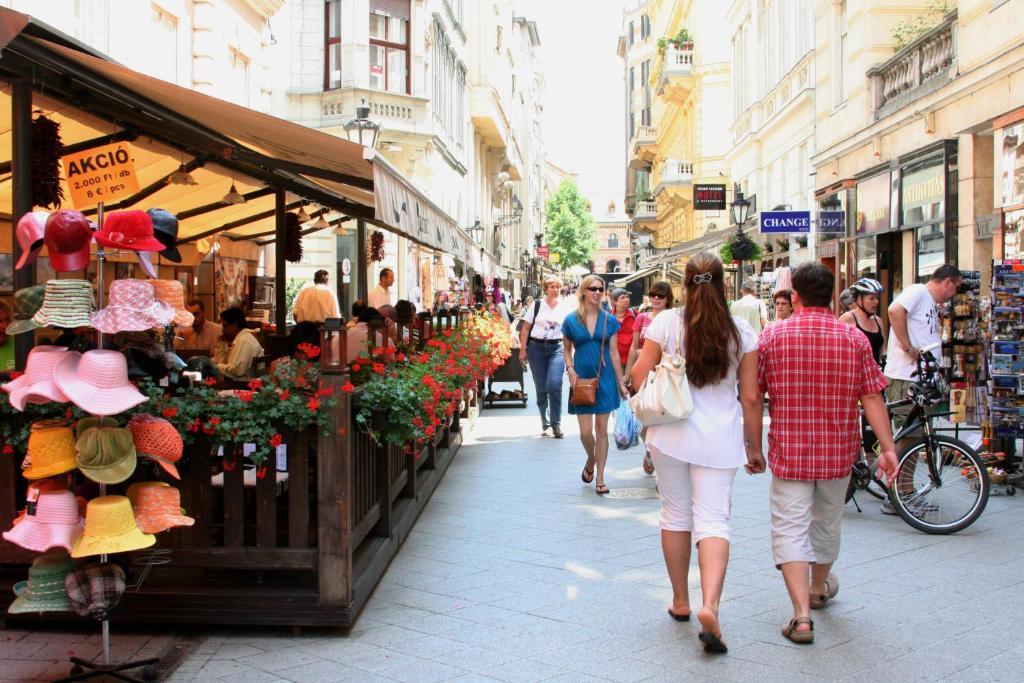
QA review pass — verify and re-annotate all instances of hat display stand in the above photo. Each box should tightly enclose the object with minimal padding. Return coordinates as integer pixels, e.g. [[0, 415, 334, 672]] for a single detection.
[[54, 204, 160, 683]]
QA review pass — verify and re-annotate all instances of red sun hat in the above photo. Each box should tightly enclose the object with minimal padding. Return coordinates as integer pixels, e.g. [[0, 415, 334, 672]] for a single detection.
[[15, 211, 48, 270], [94, 211, 166, 252], [44, 210, 93, 272]]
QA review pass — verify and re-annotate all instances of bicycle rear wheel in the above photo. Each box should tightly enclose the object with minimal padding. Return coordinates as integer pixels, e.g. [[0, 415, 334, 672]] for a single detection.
[[888, 436, 990, 534]]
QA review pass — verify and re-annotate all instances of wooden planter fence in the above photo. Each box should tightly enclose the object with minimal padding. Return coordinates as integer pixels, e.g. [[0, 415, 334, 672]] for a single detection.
[[0, 309, 475, 628]]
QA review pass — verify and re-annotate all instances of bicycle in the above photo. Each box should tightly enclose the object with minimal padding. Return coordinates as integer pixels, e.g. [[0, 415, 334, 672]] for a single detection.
[[846, 344, 990, 534]]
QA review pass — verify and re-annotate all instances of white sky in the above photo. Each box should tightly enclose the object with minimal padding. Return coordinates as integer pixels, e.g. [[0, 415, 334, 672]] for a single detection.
[[518, 0, 626, 216]]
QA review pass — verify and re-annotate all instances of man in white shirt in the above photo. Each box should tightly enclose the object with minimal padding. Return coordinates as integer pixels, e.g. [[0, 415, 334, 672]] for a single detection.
[[213, 307, 264, 380], [730, 279, 767, 334], [368, 268, 394, 310], [292, 270, 341, 323], [885, 264, 961, 419]]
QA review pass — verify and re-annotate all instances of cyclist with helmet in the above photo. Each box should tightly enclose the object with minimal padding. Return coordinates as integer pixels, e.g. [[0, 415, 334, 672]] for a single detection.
[[840, 278, 885, 365]]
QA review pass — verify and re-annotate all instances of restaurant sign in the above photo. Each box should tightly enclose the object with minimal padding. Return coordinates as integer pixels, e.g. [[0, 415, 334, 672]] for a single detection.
[[693, 184, 727, 210]]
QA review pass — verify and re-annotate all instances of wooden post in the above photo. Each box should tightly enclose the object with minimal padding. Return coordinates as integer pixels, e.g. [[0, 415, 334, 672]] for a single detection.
[[274, 187, 287, 332], [11, 79, 34, 370], [317, 371, 351, 605], [357, 219, 368, 301]]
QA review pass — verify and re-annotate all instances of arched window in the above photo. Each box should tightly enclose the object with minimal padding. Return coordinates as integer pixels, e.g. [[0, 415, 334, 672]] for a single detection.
[[606, 260, 620, 273], [608, 233, 619, 248]]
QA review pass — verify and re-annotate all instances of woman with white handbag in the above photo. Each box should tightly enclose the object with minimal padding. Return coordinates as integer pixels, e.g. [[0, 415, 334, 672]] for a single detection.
[[629, 252, 765, 655]]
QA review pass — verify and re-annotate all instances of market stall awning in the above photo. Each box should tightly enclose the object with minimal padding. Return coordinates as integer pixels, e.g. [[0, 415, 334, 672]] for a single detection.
[[613, 265, 686, 286]]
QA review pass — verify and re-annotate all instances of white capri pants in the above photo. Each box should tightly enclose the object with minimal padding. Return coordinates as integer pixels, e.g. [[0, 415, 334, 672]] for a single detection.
[[650, 447, 738, 544]]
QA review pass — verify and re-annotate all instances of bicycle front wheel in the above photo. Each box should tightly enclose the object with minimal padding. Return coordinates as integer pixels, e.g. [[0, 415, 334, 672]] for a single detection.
[[888, 436, 990, 534]]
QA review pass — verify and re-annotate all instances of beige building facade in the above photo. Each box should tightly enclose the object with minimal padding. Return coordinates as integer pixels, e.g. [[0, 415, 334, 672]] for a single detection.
[[810, 0, 1024, 304], [621, 0, 734, 276], [593, 203, 631, 274]]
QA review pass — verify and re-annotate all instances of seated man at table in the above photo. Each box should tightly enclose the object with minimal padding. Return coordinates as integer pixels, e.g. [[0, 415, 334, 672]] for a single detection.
[[176, 298, 221, 355], [213, 307, 264, 380]]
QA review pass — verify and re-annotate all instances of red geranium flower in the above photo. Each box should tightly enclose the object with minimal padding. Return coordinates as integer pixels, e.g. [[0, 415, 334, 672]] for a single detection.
[[308, 398, 321, 411], [248, 378, 263, 391], [341, 381, 355, 393], [256, 466, 269, 479], [269, 433, 283, 448], [372, 363, 386, 375], [235, 390, 255, 403], [352, 363, 361, 372], [204, 377, 218, 386], [162, 406, 178, 419], [2, 444, 13, 455], [280, 389, 291, 400]]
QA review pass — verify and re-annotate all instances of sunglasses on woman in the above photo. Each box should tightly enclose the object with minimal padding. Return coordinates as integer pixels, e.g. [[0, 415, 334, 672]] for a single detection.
[[649, 293, 667, 299], [586, 286, 604, 293]]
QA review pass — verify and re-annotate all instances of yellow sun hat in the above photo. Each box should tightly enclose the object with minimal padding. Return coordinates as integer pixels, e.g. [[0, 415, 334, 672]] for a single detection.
[[21, 424, 77, 480], [71, 495, 155, 559]]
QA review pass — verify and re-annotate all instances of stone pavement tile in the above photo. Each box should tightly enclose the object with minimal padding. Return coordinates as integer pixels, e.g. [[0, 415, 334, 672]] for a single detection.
[[217, 669, 291, 683], [194, 659, 268, 679], [796, 640, 909, 678], [572, 655, 671, 683], [209, 642, 268, 659], [347, 623, 429, 648], [847, 650, 973, 682], [241, 647, 322, 674], [279, 659, 386, 682], [399, 612, 475, 635], [20, 631, 91, 646], [375, 656, 468, 682], [360, 601, 434, 625], [325, 644, 409, 674], [686, 658, 821, 683], [445, 623, 527, 648], [383, 633, 468, 658], [291, 636, 381, 663], [543, 673, 610, 683], [0, 638, 46, 659], [478, 657, 569, 682], [431, 645, 520, 672]]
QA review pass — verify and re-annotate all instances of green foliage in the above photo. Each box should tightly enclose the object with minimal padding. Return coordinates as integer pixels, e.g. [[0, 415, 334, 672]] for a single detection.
[[892, 1, 953, 50], [284, 278, 305, 322], [544, 179, 598, 270], [720, 232, 762, 264]]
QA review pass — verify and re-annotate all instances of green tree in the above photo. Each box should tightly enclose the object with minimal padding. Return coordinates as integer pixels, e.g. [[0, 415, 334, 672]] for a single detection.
[[544, 179, 598, 270]]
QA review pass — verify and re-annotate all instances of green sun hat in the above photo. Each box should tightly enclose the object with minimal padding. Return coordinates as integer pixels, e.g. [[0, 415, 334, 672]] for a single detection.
[[8, 552, 75, 614], [5, 285, 46, 335], [75, 427, 137, 485]]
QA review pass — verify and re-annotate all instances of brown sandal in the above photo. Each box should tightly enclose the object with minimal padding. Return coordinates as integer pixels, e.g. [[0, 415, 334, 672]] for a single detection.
[[810, 574, 839, 609], [781, 616, 814, 644]]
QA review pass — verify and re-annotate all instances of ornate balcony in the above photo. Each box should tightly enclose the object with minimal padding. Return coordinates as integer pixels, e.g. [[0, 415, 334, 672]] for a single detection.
[[867, 11, 956, 120], [629, 125, 658, 168], [653, 159, 693, 204], [656, 46, 694, 104], [631, 199, 659, 230]]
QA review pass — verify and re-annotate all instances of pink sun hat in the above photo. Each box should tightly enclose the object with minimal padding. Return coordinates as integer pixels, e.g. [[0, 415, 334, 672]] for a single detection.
[[1, 346, 73, 411], [53, 350, 148, 416], [2, 488, 83, 553], [15, 211, 49, 270], [90, 279, 175, 334]]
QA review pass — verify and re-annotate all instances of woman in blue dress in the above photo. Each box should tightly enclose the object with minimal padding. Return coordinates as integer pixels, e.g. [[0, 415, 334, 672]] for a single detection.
[[562, 274, 629, 494]]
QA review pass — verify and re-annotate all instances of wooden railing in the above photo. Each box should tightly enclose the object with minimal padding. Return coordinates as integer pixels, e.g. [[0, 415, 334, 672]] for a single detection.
[[0, 309, 470, 627]]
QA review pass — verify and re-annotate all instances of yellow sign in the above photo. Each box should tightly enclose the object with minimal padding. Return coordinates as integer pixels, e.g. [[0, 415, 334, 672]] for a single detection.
[[550, 252, 561, 263], [61, 142, 140, 209]]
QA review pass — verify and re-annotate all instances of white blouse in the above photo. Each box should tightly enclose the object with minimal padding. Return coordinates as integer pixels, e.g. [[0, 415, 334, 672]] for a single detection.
[[643, 309, 758, 469], [524, 298, 573, 341]]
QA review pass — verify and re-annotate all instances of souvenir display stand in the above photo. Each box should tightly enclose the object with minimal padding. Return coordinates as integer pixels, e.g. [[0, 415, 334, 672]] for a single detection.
[[942, 271, 989, 426], [988, 260, 1024, 492]]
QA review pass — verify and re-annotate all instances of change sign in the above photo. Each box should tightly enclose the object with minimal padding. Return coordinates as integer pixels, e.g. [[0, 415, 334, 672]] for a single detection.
[[760, 210, 811, 234], [61, 142, 140, 209], [818, 210, 845, 234]]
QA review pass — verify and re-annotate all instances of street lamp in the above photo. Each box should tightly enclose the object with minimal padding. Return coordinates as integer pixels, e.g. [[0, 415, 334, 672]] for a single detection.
[[730, 190, 752, 299], [821, 194, 842, 211], [342, 100, 381, 148], [468, 219, 483, 244]]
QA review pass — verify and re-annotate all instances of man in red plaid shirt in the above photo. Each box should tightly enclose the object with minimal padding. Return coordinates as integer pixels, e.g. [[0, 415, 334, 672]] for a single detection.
[[758, 262, 897, 645]]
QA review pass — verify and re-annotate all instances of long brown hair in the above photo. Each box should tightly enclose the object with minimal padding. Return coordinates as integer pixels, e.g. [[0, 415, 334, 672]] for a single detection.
[[682, 252, 741, 388]]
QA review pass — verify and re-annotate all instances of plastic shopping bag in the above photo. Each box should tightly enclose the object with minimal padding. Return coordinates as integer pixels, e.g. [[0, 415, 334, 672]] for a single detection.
[[614, 401, 642, 450]]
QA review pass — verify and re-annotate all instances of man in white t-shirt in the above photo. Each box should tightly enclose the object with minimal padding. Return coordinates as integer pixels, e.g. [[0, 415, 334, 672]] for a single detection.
[[730, 279, 767, 334], [368, 268, 394, 310], [884, 264, 961, 435]]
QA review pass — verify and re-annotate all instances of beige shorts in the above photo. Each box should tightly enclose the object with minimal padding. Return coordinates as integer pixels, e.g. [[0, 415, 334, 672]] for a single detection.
[[885, 378, 922, 437], [769, 475, 850, 568]]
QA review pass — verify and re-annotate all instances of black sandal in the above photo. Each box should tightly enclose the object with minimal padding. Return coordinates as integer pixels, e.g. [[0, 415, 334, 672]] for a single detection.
[[698, 631, 728, 654], [581, 465, 594, 484], [595, 484, 610, 495], [667, 609, 691, 622]]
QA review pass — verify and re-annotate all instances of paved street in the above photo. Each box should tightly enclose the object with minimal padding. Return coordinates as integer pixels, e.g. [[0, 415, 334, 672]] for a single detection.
[[4, 371, 1024, 682]]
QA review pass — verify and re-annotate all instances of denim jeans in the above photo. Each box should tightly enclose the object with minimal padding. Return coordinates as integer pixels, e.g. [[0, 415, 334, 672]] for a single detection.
[[527, 341, 565, 428]]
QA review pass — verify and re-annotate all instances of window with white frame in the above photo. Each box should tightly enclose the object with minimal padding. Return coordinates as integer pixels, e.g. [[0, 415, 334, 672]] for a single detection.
[[837, 0, 849, 104], [608, 233, 620, 248], [370, 0, 410, 94], [431, 20, 466, 151], [230, 49, 250, 107], [325, 0, 342, 89]]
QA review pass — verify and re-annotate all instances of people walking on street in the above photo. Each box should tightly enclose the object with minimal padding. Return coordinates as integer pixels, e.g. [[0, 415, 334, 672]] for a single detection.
[[519, 276, 571, 438], [729, 278, 767, 334], [840, 278, 886, 365], [629, 252, 763, 654], [562, 274, 628, 494], [772, 290, 793, 323], [291, 269, 341, 323], [629, 281, 673, 475], [610, 288, 636, 375], [758, 262, 898, 645]]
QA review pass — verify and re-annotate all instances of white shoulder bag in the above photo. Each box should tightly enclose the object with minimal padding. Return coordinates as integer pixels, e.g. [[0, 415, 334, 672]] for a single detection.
[[629, 311, 694, 425]]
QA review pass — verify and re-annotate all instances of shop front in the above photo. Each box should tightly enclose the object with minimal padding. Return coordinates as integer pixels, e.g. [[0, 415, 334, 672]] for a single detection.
[[996, 114, 1024, 258]]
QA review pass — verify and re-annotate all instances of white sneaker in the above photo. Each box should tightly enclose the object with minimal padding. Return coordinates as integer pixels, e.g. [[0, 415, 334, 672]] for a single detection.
[[880, 499, 897, 515]]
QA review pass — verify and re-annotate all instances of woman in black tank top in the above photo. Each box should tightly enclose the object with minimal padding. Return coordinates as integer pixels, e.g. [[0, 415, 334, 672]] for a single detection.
[[839, 279, 886, 365]]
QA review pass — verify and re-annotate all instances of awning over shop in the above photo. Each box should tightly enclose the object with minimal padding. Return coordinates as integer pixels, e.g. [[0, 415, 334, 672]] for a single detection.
[[641, 223, 757, 269], [613, 265, 686, 286]]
